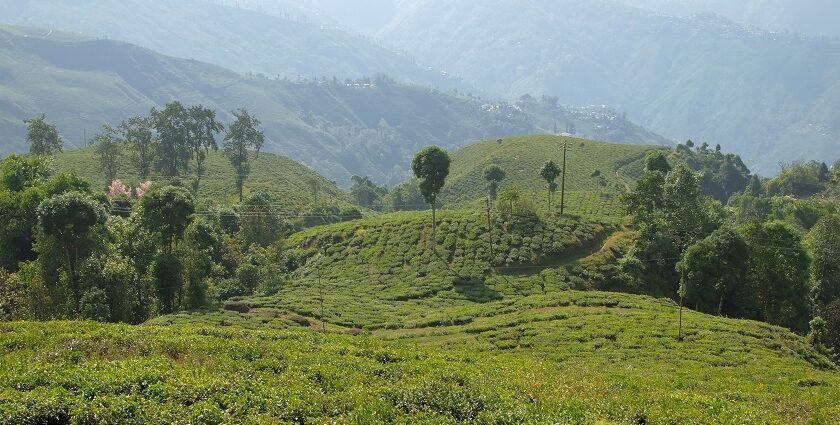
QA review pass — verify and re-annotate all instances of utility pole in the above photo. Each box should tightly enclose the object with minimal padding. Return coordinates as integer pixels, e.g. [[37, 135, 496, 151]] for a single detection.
[[560, 142, 568, 215], [486, 197, 494, 262], [317, 250, 326, 333], [678, 266, 684, 341]]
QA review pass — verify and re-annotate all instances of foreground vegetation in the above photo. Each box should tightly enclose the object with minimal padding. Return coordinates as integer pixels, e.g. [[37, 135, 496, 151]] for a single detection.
[[2, 305, 839, 424]]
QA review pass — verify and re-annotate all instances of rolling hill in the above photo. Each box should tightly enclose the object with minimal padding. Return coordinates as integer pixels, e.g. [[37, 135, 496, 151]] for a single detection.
[[51, 146, 355, 212], [439, 135, 661, 207], [3, 314, 838, 423], [374, 0, 840, 174], [0, 24, 668, 186], [6, 202, 836, 421]]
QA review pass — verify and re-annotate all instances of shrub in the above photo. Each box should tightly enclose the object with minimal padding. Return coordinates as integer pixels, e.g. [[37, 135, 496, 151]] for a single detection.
[[216, 278, 246, 301], [223, 300, 250, 313], [79, 287, 110, 321]]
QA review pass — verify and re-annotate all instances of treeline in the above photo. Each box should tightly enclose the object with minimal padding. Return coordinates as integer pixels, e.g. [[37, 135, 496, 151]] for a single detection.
[[27, 102, 265, 201], [621, 150, 840, 360]]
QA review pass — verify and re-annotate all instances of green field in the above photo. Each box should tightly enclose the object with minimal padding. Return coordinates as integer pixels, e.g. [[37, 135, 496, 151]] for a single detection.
[[52, 146, 355, 212], [3, 291, 838, 423], [440, 135, 660, 210]]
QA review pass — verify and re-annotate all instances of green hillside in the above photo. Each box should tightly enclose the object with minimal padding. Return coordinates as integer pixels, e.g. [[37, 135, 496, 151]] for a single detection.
[[440, 135, 660, 208], [211, 211, 616, 329], [0, 24, 668, 186], [51, 146, 354, 212], [4, 292, 838, 423]]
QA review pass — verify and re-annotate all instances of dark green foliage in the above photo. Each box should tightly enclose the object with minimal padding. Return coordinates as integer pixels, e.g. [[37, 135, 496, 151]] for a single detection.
[[822, 300, 840, 360], [93, 125, 122, 182], [239, 192, 288, 248], [741, 221, 812, 331], [483, 164, 506, 200], [767, 161, 830, 198], [140, 185, 195, 252], [37, 191, 106, 311], [186, 105, 223, 191], [237, 264, 260, 294], [808, 215, 840, 310], [153, 253, 181, 314], [223, 109, 265, 202], [412, 146, 451, 252], [678, 227, 749, 316], [0, 155, 50, 192], [150, 101, 192, 177], [412, 146, 451, 206], [119, 116, 155, 179], [23, 113, 62, 155], [539, 160, 562, 209], [349, 175, 387, 210], [79, 287, 110, 321], [644, 152, 671, 174]]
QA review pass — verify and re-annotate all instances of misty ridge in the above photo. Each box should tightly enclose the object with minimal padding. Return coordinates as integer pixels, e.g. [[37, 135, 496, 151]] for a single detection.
[[0, 0, 839, 178]]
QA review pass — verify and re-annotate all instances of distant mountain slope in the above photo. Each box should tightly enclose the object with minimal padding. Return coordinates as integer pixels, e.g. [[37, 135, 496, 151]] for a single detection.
[[0, 25, 668, 185], [376, 0, 840, 174], [0, 0, 462, 90], [52, 146, 354, 212], [619, 0, 840, 39]]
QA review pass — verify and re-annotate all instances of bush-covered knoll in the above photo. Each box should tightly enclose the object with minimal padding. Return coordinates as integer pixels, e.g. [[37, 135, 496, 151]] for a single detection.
[[3, 303, 838, 423], [440, 135, 660, 207], [236, 210, 616, 329], [52, 146, 354, 212]]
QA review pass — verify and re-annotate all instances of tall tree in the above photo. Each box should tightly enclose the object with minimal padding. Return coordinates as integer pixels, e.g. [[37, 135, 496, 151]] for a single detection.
[[94, 125, 122, 182], [140, 185, 195, 253], [186, 105, 223, 191], [37, 191, 106, 312], [678, 227, 750, 316], [24, 114, 63, 155], [239, 191, 288, 248], [808, 215, 840, 312], [483, 165, 505, 201], [223, 109, 265, 203], [742, 221, 811, 331], [412, 146, 451, 253], [150, 102, 191, 177], [539, 160, 561, 210], [120, 116, 156, 180], [663, 164, 706, 252]]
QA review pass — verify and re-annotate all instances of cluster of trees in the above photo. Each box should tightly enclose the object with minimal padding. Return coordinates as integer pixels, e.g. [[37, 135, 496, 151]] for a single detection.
[[0, 109, 299, 322], [621, 151, 840, 359], [0, 153, 304, 321], [28, 104, 265, 199]]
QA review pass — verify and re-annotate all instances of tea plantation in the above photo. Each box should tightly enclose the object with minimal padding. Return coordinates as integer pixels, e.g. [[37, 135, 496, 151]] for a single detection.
[[206, 210, 618, 329], [2, 293, 839, 424], [439, 135, 661, 207]]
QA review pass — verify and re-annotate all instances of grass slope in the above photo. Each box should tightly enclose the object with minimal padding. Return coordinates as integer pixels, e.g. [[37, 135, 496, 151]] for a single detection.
[[216, 211, 616, 330], [52, 146, 354, 212], [3, 294, 838, 423], [441, 135, 659, 210]]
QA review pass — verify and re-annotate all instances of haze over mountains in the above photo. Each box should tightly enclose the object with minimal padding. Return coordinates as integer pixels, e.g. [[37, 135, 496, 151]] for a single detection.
[[0, 24, 665, 185], [1, 0, 839, 176]]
